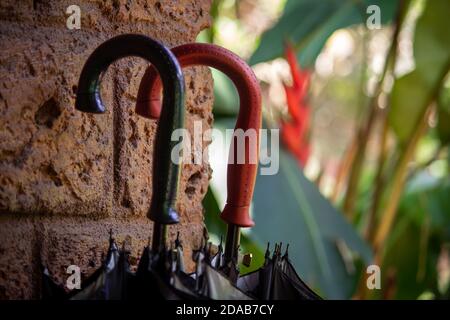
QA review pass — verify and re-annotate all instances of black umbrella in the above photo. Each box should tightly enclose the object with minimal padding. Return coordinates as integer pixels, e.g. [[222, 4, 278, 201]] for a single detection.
[[43, 33, 194, 300], [75, 33, 201, 300], [134, 42, 322, 300], [135, 43, 262, 299]]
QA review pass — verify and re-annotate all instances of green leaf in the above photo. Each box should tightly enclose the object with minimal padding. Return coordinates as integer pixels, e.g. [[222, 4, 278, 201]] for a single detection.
[[251, 149, 372, 298], [249, 0, 399, 67], [206, 120, 372, 298], [211, 69, 240, 117], [389, 0, 450, 144]]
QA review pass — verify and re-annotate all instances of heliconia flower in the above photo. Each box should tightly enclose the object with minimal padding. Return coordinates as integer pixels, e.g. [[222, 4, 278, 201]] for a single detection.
[[281, 43, 311, 167]]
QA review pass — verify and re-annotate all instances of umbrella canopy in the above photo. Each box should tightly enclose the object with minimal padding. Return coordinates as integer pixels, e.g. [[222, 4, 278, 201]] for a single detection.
[[183, 237, 253, 300]]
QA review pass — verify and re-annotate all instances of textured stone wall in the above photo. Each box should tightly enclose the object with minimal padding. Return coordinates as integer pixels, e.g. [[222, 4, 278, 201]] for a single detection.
[[0, 0, 213, 299]]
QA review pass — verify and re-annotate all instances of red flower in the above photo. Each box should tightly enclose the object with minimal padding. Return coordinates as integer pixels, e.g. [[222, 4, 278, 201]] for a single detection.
[[281, 43, 311, 167]]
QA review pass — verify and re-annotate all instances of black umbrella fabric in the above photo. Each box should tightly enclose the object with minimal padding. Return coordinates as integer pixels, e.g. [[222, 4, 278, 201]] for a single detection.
[[70, 235, 132, 300], [237, 244, 322, 300], [42, 232, 132, 300], [186, 239, 252, 300]]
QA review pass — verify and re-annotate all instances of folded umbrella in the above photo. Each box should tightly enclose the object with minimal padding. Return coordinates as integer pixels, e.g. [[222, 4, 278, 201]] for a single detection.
[[43, 33, 195, 300], [136, 42, 321, 300], [75, 33, 200, 300], [136, 43, 261, 299]]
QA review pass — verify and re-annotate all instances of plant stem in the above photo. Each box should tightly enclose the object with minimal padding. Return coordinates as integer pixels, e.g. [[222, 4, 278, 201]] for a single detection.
[[343, 45, 387, 218], [373, 106, 432, 252], [331, 136, 358, 202], [365, 108, 390, 242], [343, 0, 406, 220], [365, 17, 403, 241]]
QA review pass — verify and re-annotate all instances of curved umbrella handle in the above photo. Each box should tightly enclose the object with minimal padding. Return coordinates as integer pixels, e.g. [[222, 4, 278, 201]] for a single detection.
[[136, 43, 262, 229], [75, 34, 185, 226]]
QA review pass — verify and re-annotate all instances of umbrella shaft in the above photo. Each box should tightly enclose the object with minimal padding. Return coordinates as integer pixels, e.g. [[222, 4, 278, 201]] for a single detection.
[[224, 224, 240, 264], [152, 223, 167, 252]]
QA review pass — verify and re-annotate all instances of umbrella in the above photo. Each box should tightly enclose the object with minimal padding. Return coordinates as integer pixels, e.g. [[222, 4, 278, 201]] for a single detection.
[[135, 42, 321, 300], [43, 33, 192, 300], [136, 42, 262, 273], [75, 33, 199, 300], [135, 43, 260, 299]]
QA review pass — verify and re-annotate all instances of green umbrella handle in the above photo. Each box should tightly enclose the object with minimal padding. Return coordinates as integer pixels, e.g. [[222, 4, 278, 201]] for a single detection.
[[75, 34, 185, 250]]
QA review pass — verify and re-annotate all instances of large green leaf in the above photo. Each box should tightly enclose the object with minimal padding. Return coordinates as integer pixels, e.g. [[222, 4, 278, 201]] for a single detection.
[[206, 120, 372, 298], [250, 0, 398, 67], [389, 0, 450, 144], [251, 149, 372, 299]]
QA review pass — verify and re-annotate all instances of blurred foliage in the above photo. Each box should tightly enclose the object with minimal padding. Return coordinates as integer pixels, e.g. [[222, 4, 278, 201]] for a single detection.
[[210, 69, 240, 116], [250, 0, 399, 67], [437, 77, 450, 145], [200, 0, 450, 300], [389, 0, 450, 145], [206, 120, 372, 298], [379, 172, 450, 299]]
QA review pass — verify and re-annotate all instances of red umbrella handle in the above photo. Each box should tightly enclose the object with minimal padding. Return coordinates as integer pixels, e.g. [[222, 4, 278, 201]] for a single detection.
[[136, 43, 262, 228]]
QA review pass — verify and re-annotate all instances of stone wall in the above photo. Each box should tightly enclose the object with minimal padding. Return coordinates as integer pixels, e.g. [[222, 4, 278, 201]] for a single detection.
[[0, 0, 213, 299]]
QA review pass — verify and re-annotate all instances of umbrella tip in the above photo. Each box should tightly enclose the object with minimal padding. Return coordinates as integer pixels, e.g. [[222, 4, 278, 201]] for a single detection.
[[265, 242, 271, 258], [206, 242, 212, 259], [273, 243, 281, 258], [284, 243, 290, 257]]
